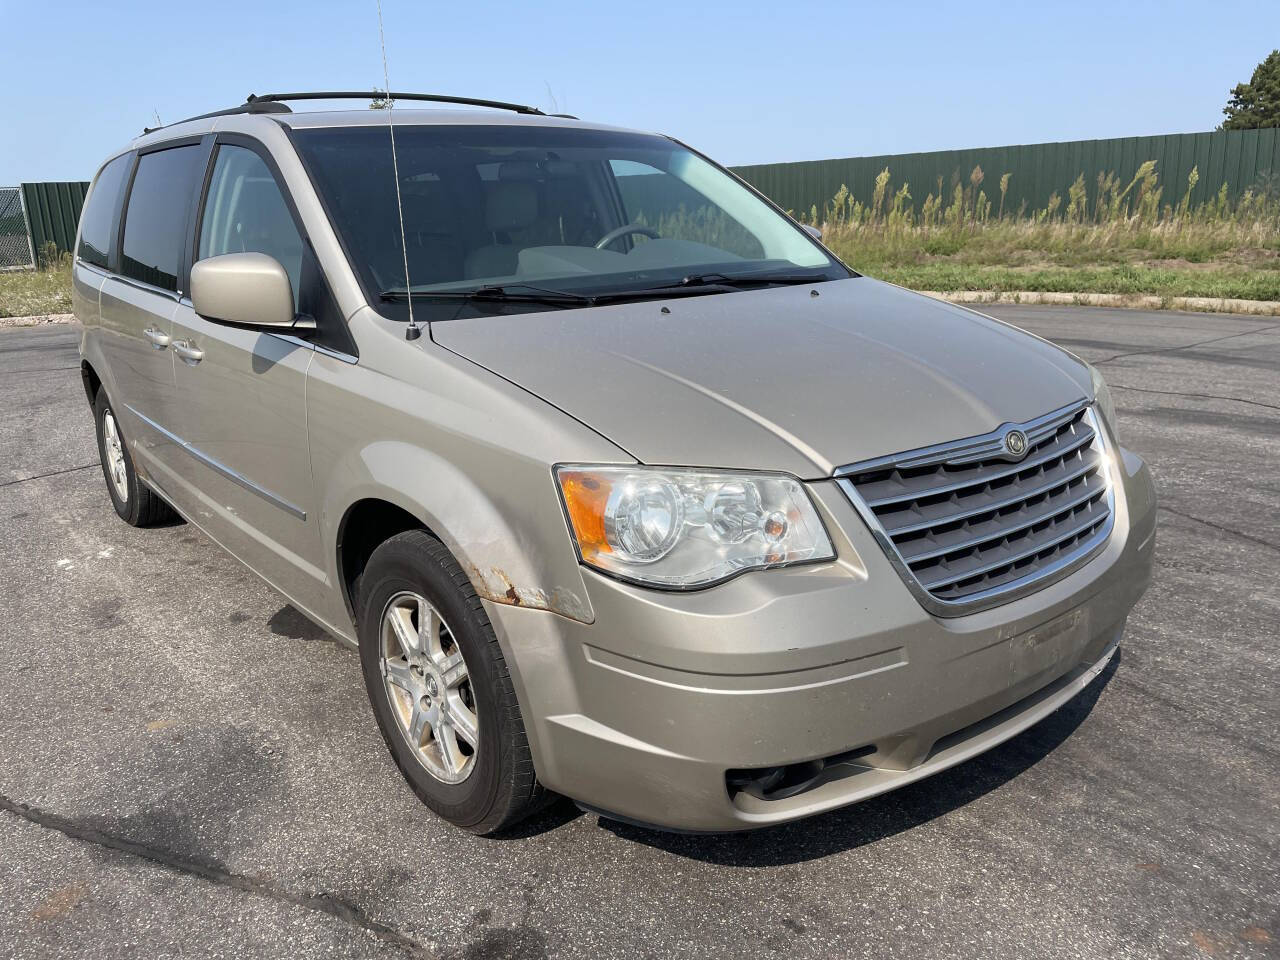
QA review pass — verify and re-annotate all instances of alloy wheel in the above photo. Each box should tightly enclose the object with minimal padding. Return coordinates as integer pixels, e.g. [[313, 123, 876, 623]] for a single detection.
[[102, 409, 129, 503], [378, 591, 479, 784]]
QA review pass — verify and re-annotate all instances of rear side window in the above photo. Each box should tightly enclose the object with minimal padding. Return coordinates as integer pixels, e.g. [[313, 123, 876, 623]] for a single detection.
[[120, 145, 206, 292], [198, 145, 304, 308], [78, 154, 132, 268]]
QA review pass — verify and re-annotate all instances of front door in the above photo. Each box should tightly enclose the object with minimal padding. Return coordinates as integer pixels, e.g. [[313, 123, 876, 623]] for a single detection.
[[161, 141, 328, 614]]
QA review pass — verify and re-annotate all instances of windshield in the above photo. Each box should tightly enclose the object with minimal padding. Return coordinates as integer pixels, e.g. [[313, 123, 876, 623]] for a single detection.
[[291, 124, 850, 319]]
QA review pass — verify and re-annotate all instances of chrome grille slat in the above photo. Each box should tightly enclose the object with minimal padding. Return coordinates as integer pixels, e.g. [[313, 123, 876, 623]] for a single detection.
[[835, 400, 1115, 614], [914, 500, 1110, 590], [878, 451, 1103, 536], [860, 420, 1096, 509], [899, 477, 1107, 564]]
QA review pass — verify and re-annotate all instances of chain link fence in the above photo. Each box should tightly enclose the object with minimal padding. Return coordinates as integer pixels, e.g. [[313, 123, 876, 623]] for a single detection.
[[1, 187, 36, 270]]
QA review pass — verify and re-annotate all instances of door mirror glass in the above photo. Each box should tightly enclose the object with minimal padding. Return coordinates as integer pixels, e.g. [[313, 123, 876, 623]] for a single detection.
[[801, 224, 822, 242], [190, 252, 297, 329]]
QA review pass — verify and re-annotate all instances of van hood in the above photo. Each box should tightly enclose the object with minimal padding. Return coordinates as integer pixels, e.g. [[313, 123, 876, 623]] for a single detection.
[[430, 277, 1091, 478]]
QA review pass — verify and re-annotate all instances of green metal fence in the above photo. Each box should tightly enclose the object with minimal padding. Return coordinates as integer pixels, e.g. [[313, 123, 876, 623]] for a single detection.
[[20, 181, 89, 263], [731, 128, 1280, 220], [12, 130, 1280, 265]]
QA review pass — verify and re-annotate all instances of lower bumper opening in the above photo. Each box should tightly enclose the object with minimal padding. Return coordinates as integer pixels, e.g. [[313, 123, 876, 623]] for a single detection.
[[725, 637, 1120, 816], [726, 744, 876, 802]]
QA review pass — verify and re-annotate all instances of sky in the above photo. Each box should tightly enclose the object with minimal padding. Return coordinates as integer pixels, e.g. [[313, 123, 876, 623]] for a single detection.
[[2, 0, 1278, 185]]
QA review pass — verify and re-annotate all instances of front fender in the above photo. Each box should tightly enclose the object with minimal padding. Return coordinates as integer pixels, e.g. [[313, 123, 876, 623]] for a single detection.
[[325, 441, 596, 626], [307, 311, 634, 636]]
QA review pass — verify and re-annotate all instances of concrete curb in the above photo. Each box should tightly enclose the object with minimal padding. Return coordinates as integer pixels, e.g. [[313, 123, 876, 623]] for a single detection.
[[917, 290, 1280, 316], [0, 313, 75, 328]]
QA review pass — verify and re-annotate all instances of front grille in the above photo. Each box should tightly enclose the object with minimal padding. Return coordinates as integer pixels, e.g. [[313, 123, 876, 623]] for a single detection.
[[836, 401, 1113, 610]]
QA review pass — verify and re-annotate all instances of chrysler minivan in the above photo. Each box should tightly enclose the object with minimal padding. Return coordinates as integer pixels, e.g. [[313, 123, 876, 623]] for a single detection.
[[74, 92, 1156, 833]]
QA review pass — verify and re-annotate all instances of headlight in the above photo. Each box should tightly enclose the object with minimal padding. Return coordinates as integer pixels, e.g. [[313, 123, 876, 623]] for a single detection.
[[1088, 363, 1118, 441], [556, 466, 835, 588]]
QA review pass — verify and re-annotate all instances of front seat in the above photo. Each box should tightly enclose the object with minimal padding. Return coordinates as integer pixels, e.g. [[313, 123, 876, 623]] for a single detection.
[[464, 181, 538, 280], [402, 189, 464, 285]]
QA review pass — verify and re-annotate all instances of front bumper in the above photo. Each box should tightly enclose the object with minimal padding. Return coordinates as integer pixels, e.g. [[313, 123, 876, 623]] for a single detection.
[[485, 447, 1157, 832]]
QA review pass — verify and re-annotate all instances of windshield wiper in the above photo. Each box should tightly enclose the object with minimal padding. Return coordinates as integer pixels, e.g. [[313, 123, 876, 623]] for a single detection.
[[381, 280, 735, 308], [579, 271, 831, 304], [678, 269, 832, 288], [379, 282, 596, 306], [378, 270, 835, 311]]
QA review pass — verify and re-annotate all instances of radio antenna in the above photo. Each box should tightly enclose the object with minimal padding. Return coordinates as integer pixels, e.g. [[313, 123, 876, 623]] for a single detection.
[[375, 0, 421, 341]]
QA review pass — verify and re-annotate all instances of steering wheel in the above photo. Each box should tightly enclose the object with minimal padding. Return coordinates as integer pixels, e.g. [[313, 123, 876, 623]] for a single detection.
[[595, 223, 661, 250]]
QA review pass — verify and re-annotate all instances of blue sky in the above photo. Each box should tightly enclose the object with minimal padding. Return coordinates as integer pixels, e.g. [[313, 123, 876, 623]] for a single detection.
[[3, 0, 1277, 185]]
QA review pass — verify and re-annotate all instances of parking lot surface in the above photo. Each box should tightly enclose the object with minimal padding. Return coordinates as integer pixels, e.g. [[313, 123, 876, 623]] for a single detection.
[[1, 305, 1277, 959]]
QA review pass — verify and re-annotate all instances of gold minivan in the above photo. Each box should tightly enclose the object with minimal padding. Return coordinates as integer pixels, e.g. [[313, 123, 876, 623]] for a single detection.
[[75, 93, 1156, 833]]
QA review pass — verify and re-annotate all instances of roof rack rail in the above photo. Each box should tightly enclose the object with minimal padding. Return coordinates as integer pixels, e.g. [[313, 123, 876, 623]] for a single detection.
[[141, 99, 290, 135], [246, 91, 545, 116], [141, 90, 547, 135]]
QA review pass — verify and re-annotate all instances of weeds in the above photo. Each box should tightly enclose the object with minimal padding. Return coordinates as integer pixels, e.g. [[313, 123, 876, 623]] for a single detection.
[[0, 246, 73, 318], [802, 162, 1280, 300]]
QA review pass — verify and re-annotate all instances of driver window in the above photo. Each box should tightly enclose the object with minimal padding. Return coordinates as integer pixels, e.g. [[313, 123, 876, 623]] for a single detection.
[[198, 145, 304, 308], [609, 159, 763, 260]]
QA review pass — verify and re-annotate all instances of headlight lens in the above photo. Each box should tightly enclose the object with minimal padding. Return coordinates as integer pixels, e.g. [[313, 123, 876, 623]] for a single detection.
[[1089, 363, 1118, 440], [556, 466, 835, 588]]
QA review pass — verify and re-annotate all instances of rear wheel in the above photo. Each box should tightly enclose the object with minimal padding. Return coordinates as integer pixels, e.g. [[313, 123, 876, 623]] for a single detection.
[[93, 390, 177, 527], [357, 530, 548, 833]]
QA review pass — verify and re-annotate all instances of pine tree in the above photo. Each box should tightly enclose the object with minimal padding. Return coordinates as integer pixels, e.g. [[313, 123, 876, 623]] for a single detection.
[[1222, 51, 1280, 130]]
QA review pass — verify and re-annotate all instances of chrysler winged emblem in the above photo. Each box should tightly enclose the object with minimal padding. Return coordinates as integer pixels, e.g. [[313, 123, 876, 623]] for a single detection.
[[1004, 429, 1028, 460]]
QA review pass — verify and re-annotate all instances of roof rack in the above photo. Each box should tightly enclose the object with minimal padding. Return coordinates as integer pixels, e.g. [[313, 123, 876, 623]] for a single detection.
[[142, 90, 547, 135], [141, 98, 289, 135], [247, 91, 546, 115]]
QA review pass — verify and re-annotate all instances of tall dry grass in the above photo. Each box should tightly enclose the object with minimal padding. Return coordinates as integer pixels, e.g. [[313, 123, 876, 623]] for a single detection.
[[0, 243, 73, 318], [803, 163, 1280, 272]]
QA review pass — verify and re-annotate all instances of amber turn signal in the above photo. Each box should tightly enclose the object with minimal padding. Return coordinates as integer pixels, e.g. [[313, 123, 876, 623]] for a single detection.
[[557, 469, 614, 559]]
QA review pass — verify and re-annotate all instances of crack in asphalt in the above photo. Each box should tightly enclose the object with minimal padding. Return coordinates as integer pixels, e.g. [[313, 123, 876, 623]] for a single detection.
[[1158, 504, 1280, 554], [1092, 322, 1280, 365], [1110, 669, 1280, 763], [0, 795, 433, 958], [0, 463, 97, 489], [0, 364, 82, 375], [1109, 382, 1280, 413]]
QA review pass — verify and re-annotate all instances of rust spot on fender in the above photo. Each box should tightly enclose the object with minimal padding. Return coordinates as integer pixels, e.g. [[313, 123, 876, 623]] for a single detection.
[[464, 563, 592, 623]]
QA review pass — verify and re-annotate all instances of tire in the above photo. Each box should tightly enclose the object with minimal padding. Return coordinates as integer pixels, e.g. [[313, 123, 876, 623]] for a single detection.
[[93, 389, 178, 527], [357, 530, 548, 834]]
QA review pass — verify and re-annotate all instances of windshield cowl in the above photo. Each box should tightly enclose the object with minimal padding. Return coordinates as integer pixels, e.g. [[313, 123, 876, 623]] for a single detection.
[[378, 268, 841, 312]]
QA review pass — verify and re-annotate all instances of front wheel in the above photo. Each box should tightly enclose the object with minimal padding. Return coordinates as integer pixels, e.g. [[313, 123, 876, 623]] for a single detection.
[[357, 530, 548, 834]]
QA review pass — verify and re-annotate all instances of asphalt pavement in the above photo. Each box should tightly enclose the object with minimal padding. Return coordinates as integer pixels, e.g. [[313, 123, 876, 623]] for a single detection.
[[1, 306, 1277, 959]]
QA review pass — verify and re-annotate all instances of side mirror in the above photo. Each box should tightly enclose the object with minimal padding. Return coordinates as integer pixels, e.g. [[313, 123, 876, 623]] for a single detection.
[[191, 253, 310, 331], [801, 224, 823, 242]]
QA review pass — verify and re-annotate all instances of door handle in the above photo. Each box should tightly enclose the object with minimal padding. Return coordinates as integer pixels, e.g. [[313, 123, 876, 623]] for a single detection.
[[143, 327, 170, 349], [172, 340, 204, 364]]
